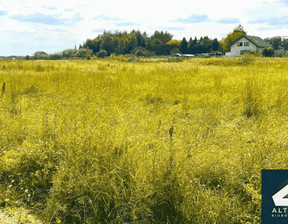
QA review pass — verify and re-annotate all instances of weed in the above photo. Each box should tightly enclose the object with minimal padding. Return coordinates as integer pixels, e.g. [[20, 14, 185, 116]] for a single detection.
[[1, 82, 5, 98]]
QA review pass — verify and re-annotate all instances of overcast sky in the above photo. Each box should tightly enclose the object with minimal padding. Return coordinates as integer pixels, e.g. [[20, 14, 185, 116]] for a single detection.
[[1, 0, 288, 56]]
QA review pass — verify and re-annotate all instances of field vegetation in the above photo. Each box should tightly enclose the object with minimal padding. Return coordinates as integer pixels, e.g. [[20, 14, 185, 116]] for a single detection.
[[1, 56, 288, 223]]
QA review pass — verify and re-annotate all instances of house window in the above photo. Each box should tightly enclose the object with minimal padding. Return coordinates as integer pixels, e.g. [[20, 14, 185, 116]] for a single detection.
[[244, 42, 250, 46], [237, 42, 243, 47]]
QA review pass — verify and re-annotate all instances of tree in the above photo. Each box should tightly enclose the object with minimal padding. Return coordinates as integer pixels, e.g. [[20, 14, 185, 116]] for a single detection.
[[77, 49, 92, 59], [233, 24, 246, 35], [212, 38, 220, 52], [62, 49, 77, 58], [188, 37, 198, 54], [198, 36, 212, 53], [220, 24, 246, 52], [151, 39, 165, 55], [83, 39, 101, 55], [127, 36, 138, 53], [282, 39, 288, 50], [33, 51, 49, 60], [101, 35, 114, 55], [265, 37, 282, 50], [166, 40, 181, 54], [180, 37, 189, 54], [134, 31, 147, 48], [262, 47, 274, 57], [49, 52, 63, 60], [151, 31, 173, 45], [116, 38, 125, 55]]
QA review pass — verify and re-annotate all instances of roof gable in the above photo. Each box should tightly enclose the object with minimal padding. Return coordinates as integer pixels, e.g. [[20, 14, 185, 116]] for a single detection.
[[230, 34, 272, 48]]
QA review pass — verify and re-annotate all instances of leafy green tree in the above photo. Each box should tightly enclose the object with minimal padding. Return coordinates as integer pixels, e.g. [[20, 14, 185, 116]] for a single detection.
[[116, 38, 125, 55], [188, 37, 198, 54], [127, 36, 138, 53], [265, 37, 282, 50], [101, 35, 114, 55], [113, 38, 119, 51], [134, 31, 147, 48], [151, 39, 165, 55], [282, 39, 288, 50], [83, 39, 101, 55], [151, 31, 173, 45], [233, 24, 246, 34], [166, 40, 181, 54], [220, 24, 246, 52], [198, 36, 212, 53]]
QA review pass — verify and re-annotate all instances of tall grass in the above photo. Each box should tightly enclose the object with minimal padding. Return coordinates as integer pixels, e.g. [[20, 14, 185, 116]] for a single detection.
[[0, 58, 288, 223]]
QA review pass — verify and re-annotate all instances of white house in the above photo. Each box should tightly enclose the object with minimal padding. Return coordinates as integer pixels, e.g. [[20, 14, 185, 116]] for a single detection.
[[230, 35, 272, 57]]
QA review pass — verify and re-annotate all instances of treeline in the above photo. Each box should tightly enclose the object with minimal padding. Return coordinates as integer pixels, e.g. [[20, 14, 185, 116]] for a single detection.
[[82, 30, 222, 57], [264, 37, 288, 50], [0, 49, 93, 61], [18, 30, 222, 60]]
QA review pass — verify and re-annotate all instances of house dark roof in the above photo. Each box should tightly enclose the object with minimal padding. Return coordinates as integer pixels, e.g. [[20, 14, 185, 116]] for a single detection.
[[231, 35, 272, 48]]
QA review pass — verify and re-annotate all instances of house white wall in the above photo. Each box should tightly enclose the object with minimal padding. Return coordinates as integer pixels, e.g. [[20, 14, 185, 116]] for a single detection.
[[230, 37, 257, 57]]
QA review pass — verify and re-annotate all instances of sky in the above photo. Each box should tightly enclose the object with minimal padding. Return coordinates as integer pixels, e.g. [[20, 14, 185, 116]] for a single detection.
[[1, 0, 288, 56]]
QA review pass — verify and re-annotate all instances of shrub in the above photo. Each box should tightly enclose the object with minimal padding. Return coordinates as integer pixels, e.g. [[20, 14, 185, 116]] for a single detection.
[[49, 52, 63, 60], [97, 50, 107, 58], [237, 54, 256, 65], [135, 49, 144, 57], [243, 82, 263, 118], [261, 47, 274, 57]]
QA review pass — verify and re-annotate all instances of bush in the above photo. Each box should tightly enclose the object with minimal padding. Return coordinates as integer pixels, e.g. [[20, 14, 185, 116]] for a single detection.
[[50, 52, 63, 60], [261, 47, 274, 57], [237, 54, 256, 65], [97, 50, 107, 58], [135, 49, 144, 57], [33, 51, 49, 60]]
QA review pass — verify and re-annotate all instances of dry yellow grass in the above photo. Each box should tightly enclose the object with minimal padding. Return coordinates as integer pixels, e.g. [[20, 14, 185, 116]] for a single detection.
[[0, 56, 288, 223]]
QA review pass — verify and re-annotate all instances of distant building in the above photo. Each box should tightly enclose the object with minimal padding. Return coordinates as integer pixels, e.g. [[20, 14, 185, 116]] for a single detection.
[[229, 35, 272, 57]]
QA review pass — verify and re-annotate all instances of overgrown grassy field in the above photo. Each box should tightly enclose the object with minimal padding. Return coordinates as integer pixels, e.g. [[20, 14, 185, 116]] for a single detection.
[[0, 56, 288, 223]]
